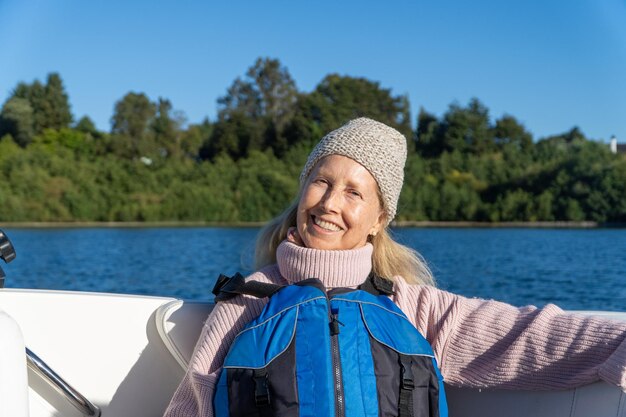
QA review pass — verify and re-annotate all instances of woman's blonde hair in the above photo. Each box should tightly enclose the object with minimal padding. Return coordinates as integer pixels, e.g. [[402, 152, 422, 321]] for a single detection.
[[254, 196, 435, 287], [254, 199, 299, 270]]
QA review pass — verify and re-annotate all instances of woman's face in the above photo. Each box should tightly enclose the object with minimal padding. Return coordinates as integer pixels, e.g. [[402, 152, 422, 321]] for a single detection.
[[296, 155, 384, 250]]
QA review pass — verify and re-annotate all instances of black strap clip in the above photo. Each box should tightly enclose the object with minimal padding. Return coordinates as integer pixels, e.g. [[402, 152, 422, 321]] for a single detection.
[[254, 369, 270, 407], [212, 272, 245, 302], [399, 356, 415, 390], [398, 355, 415, 417], [212, 273, 283, 302]]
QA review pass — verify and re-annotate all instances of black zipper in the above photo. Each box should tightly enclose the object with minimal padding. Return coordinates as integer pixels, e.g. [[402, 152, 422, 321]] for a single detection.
[[328, 300, 345, 417]]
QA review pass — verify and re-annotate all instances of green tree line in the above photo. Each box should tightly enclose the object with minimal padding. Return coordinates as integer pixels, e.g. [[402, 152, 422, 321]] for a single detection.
[[1, 58, 624, 223]]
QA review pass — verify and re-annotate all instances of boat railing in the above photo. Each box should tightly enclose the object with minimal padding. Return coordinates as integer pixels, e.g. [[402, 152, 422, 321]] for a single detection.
[[26, 347, 101, 417]]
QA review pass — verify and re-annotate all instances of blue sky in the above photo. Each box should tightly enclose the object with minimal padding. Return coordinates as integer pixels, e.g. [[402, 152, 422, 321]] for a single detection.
[[1, 0, 625, 142]]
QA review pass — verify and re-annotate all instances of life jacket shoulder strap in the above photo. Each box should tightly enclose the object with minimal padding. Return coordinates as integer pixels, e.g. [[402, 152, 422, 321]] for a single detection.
[[212, 272, 283, 302], [213, 270, 394, 302], [359, 272, 395, 296]]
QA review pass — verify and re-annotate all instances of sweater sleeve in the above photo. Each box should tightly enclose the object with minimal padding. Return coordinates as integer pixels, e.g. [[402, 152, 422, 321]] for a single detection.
[[393, 279, 626, 390], [163, 267, 283, 417]]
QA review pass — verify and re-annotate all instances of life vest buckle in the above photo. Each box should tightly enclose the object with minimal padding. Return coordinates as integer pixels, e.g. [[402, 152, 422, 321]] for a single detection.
[[254, 371, 270, 407]]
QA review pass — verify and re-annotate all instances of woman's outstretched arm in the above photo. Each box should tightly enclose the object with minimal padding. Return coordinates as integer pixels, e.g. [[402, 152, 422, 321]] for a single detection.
[[394, 279, 626, 390]]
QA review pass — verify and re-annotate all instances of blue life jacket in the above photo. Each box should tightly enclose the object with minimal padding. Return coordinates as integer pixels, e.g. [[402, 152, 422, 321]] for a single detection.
[[212, 273, 448, 417]]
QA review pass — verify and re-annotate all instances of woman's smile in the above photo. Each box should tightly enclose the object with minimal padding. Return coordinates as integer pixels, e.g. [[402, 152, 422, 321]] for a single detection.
[[311, 216, 343, 232]]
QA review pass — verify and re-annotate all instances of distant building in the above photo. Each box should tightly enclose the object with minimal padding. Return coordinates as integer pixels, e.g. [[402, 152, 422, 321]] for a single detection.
[[609, 136, 626, 154]]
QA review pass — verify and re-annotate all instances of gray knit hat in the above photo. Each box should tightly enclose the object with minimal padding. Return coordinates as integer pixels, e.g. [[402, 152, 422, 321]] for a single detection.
[[300, 117, 407, 224]]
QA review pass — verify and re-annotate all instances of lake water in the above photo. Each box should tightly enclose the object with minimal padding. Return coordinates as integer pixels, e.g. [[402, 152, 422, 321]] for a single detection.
[[1, 227, 624, 311]]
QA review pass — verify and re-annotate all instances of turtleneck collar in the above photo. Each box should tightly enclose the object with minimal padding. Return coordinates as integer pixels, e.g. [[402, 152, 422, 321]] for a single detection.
[[276, 240, 373, 288]]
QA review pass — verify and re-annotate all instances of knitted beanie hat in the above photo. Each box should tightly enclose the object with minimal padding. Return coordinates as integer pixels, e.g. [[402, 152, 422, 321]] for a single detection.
[[300, 117, 407, 224]]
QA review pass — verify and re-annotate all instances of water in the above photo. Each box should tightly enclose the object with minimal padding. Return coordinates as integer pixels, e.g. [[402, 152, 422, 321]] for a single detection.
[[395, 228, 625, 311], [1, 227, 624, 311]]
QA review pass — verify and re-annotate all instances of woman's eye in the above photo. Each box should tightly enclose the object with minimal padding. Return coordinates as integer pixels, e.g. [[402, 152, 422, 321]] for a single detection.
[[349, 190, 362, 198]]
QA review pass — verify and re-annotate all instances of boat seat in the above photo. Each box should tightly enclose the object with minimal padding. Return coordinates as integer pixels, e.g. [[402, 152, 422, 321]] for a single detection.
[[447, 382, 626, 417], [0, 309, 29, 417], [155, 300, 214, 370], [154, 302, 626, 416]]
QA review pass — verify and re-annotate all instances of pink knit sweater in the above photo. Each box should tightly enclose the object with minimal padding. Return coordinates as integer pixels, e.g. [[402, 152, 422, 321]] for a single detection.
[[164, 241, 626, 417]]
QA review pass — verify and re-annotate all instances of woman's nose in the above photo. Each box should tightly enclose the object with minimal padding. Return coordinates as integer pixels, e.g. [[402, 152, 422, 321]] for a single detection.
[[320, 189, 341, 212]]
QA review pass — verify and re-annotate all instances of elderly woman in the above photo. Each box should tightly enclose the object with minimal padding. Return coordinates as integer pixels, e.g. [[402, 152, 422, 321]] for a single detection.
[[164, 118, 626, 417]]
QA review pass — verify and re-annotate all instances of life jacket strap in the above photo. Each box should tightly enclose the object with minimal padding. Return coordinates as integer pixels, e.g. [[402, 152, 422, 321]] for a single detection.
[[212, 273, 283, 302], [213, 270, 394, 302], [398, 354, 415, 417], [359, 272, 395, 296]]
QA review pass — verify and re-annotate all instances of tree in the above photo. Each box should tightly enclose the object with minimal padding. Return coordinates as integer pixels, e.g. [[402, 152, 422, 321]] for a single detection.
[[8, 73, 73, 135], [534, 127, 587, 162], [209, 57, 298, 159], [219, 57, 297, 128], [43, 73, 73, 130], [493, 115, 532, 152], [111, 92, 155, 138], [74, 115, 103, 139], [0, 134, 22, 165], [245, 57, 298, 132], [110, 92, 156, 157], [27, 81, 49, 135], [200, 112, 261, 160], [0, 97, 35, 146], [151, 97, 184, 157], [285, 75, 412, 150], [218, 76, 262, 120], [415, 108, 441, 157], [440, 98, 493, 155], [316, 74, 411, 136], [32, 128, 93, 156], [180, 118, 212, 159]]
